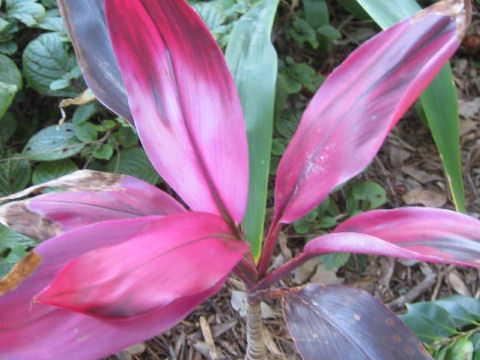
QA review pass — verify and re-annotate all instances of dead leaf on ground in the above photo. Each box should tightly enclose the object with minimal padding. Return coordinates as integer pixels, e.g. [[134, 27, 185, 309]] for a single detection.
[[402, 188, 447, 207], [310, 263, 344, 285], [447, 270, 471, 296], [459, 97, 480, 119], [389, 145, 411, 167], [401, 165, 437, 184], [293, 258, 320, 285]]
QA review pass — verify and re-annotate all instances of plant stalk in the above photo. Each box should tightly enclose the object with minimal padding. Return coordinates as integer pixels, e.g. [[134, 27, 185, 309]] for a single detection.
[[245, 300, 266, 360]]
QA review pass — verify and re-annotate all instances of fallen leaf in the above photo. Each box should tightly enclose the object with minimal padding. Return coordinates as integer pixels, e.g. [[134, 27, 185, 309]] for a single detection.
[[310, 263, 344, 284], [293, 258, 320, 284], [401, 165, 437, 184], [447, 270, 471, 296], [402, 188, 447, 208], [458, 97, 480, 119], [389, 146, 411, 167]]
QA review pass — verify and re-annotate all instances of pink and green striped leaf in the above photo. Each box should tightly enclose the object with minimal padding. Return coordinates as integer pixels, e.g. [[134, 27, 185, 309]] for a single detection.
[[36, 212, 247, 318], [0, 170, 185, 241], [57, 0, 133, 124], [0, 217, 222, 360], [274, 0, 467, 223], [105, 0, 249, 223], [283, 284, 431, 360]]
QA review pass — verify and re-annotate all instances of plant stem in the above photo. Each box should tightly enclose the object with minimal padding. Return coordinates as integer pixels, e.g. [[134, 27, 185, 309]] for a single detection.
[[257, 218, 281, 279], [255, 252, 312, 291], [245, 300, 266, 360]]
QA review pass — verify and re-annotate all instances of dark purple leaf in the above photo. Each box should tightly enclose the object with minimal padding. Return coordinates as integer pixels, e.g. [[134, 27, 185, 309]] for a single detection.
[[283, 284, 432, 360]]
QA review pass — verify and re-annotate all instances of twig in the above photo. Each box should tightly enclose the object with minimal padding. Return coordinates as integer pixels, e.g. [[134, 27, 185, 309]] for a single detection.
[[388, 264, 436, 309]]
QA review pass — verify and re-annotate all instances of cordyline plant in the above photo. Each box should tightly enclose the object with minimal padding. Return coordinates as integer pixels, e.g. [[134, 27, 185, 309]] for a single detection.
[[0, 0, 479, 359]]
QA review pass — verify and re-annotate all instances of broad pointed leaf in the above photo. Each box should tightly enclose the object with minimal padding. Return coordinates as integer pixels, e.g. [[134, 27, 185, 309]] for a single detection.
[[274, 0, 467, 223], [36, 212, 247, 318], [105, 0, 249, 223], [356, 0, 467, 212], [332, 207, 480, 267], [283, 284, 431, 360], [57, 0, 133, 124], [0, 217, 222, 360], [0, 170, 185, 240], [225, 0, 279, 259]]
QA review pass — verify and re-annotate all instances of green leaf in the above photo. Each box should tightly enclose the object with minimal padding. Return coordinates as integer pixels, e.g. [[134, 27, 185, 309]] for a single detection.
[[0, 54, 22, 120], [347, 181, 386, 213], [23, 124, 84, 161], [0, 42, 18, 56], [403, 302, 459, 341], [355, 0, 466, 212], [72, 102, 98, 124], [74, 122, 98, 142], [317, 24, 342, 39], [442, 295, 480, 322], [36, 8, 64, 32], [336, 0, 369, 19], [303, 0, 328, 28], [93, 143, 114, 160], [434, 298, 480, 327], [0, 113, 17, 148], [6, 0, 45, 27], [445, 337, 474, 360], [32, 159, 78, 185], [225, 0, 279, 260], [0, 159, 31, 196], [399, 312, 440, 344], [106, 147, 160, 185], [320, 252, 350, 269], [22, 32, 78, 97], [0, 224, 36, 277]]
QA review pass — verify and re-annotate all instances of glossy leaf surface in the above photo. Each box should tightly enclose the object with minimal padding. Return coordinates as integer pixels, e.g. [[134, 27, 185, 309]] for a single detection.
[[57, 0, 133, 124], [274, 0, 466, 223], [333, 207, 480, 266], [0, 170, 185, 240], [0, 217, 222, 360], [356, 0, 466, 212], [106, 0, 249, 223], [37, 212, 247, 318], [225, 0, 279, 259], [283, 284, 431, 360]]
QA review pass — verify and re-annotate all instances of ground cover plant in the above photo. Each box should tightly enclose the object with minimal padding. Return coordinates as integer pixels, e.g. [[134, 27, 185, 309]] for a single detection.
[[0, 0, 480, 359]]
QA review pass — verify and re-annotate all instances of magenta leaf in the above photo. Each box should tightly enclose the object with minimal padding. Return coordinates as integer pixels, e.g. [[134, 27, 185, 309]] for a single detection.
[[36, 212, 247, 318], [57, 0, 133, 124], [274, 1, 467, 223], [333, 207, 480, 267], [0, 170, 185, 240], [283, 284, 432, 360], [105, 0, 249, 223], [0, 217, 223, 360]]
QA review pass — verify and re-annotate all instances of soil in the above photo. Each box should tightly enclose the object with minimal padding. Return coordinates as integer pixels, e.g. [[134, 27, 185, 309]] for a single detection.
[[106, 2, 480, 359]]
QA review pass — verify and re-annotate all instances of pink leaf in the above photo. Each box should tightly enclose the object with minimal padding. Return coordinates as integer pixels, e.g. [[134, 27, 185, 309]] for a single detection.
[[0, 170, 185, 240], [333, 207, 480, 267], [0, 217, 225, 360], [36, 212, 247, 318], [274, 1, 467, 223], [105, 0, 249, 223]]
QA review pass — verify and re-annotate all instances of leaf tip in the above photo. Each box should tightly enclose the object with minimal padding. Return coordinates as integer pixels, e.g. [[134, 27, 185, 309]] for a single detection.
[[412, 0, 471, 40], [0, 251, 43, 296]]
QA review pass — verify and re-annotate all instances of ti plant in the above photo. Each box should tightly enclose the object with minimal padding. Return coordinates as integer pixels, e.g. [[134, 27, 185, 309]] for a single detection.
[[0, 0, 479, 359]]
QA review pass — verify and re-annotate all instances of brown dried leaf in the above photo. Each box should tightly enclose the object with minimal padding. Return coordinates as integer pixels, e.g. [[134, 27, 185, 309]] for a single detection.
[[402, 188, 447, 207], [0, 251, 42, 295], [401, 165, 437, 184], [447, 269, 471, 296]]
